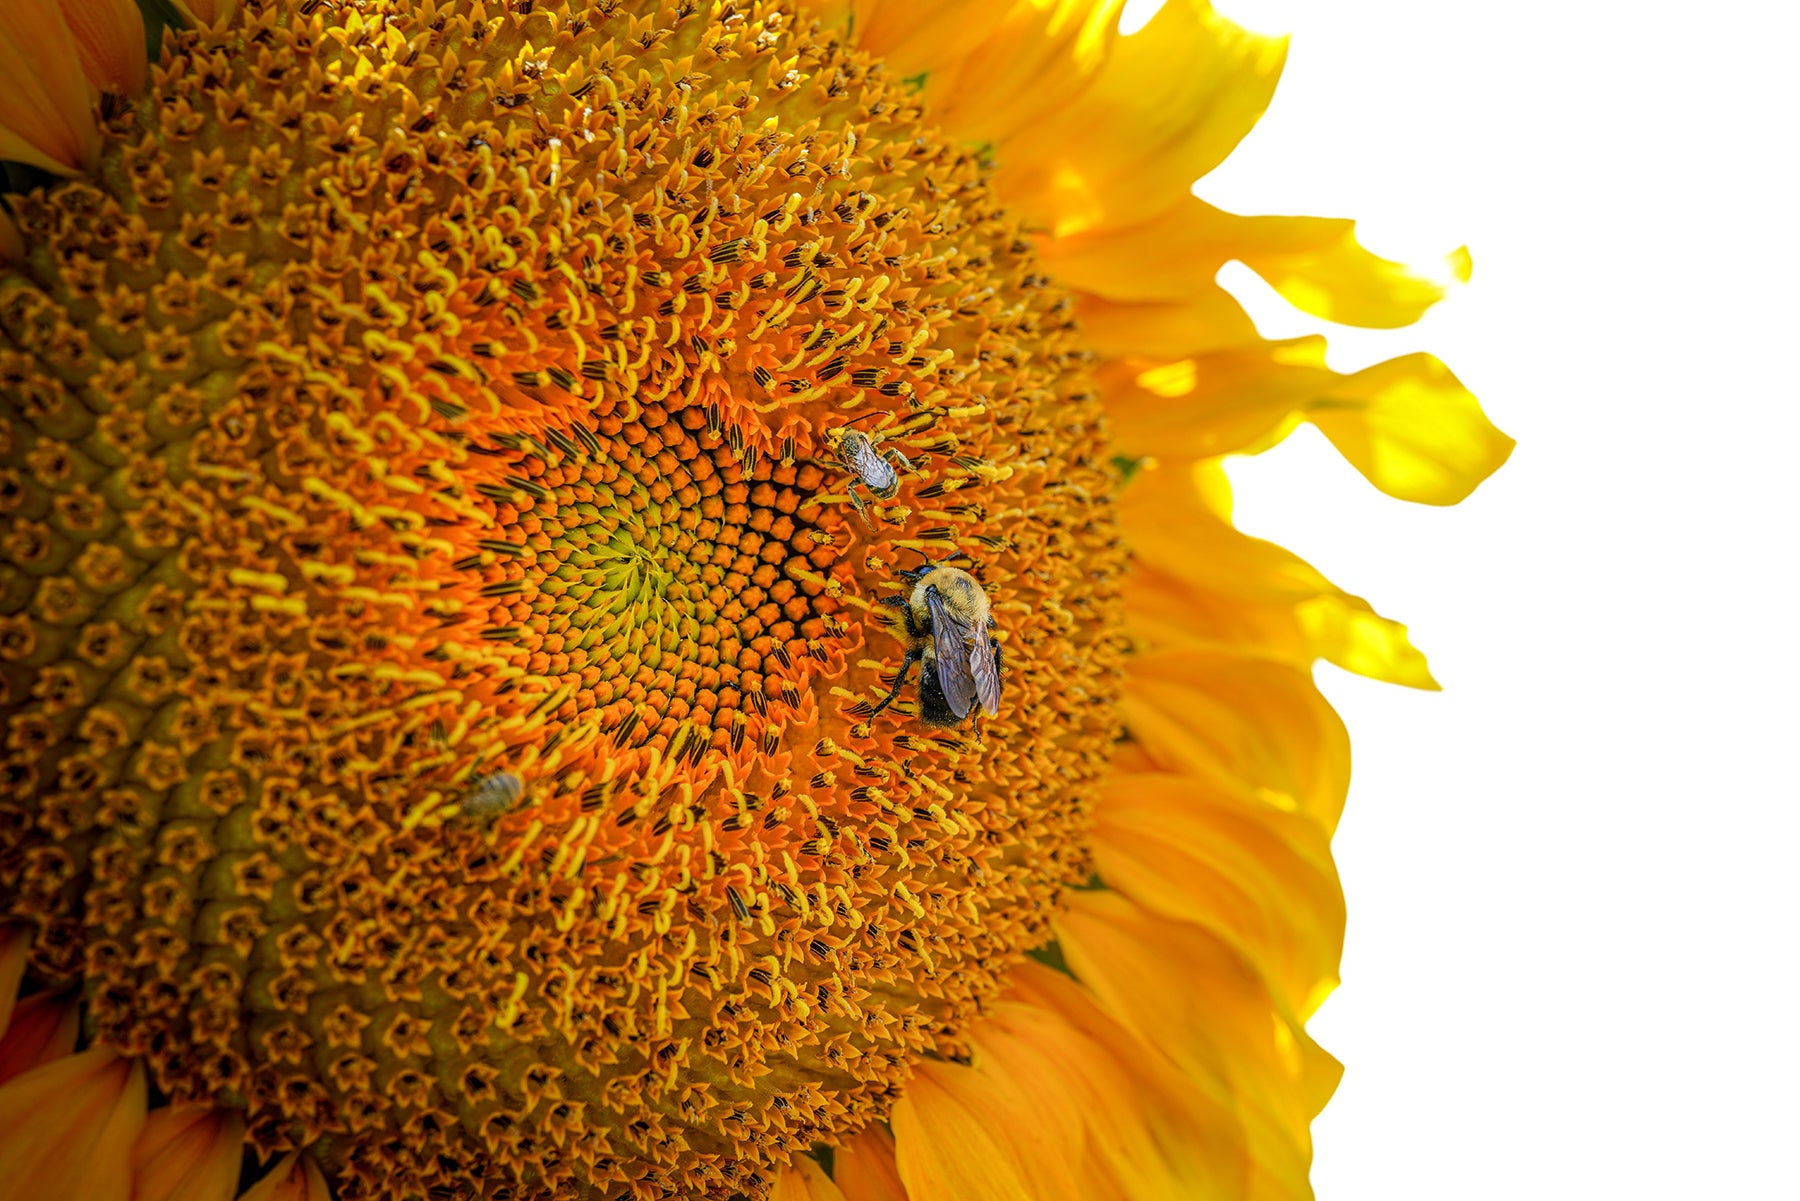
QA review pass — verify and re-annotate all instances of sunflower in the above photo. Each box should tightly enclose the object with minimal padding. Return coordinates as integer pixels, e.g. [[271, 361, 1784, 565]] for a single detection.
[[0, 0, 1509, 1198]]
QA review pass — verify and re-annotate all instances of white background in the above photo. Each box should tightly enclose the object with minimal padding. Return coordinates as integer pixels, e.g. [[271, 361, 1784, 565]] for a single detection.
[[1121, 0, 1800, 1196]]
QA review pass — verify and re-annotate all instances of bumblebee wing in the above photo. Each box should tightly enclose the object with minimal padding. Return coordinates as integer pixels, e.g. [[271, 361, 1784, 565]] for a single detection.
[[925, 585, 980, 720], [969, 620, 1001, 716]]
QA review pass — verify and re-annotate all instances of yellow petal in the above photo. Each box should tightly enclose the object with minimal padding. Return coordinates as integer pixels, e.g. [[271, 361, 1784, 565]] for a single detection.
[[1078, 292, 1265, 360], [1043, 198, 1462, 329], [0, 0, 100, 176], [1122, 646, 1351, 832], [1308, 352, 1515, 504], [56, 0, 147, 96], [0, 1046, 146, 1201], [998, 0, 1288, 236], [925, 1, 1127, 147], [834, 1126, 911, 1201], [0, 992, 80, 1086], [845, 0, 1013, 82], [236, 1152, 332, 1201], [1057, 892, 1341, 1201], [891, 1064, 1039, 1201], [1092, 770, 1343, 1018], [773, 1155, 852, 1201], [131, 1103, 245, 1201], [1006, 963, 1248, 1201], [1116, 458, 1439, 687]]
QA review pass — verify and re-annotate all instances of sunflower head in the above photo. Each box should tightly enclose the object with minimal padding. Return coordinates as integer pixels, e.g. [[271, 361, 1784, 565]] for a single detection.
[[0, 1, 1509, 1199], [0, 1, 1132, 1196]]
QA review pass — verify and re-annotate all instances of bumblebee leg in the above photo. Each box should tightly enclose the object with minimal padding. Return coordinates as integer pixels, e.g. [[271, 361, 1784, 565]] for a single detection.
[[866, 648, 921, 721]]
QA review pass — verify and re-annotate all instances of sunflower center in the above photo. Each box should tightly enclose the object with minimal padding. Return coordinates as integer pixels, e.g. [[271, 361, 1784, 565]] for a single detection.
[[0, 2, 1126, 1198]]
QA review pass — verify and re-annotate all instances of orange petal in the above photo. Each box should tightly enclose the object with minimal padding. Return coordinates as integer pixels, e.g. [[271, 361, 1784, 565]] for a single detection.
[[0, 0, 101, 175], [1057, 892, 1341, 1201], [56, 0, 146, 96], [1043, 198, 1462, 329], [772, 1155, 852, 1201], [0, 1046, 147, 1201], [0, 992, 80, 1086], [0, 926, 25, 1036], [890, 1064, 1038, 1201], [1005, 962, 1248, 1200], [924, 1, 1127, 148], [131, 1102, 246, 1201], [997, 0, 1288, 236], [236, 1152, 333, 1201], [1092, 770, 1344, 1018], [1122, 646, 1350, 832], [834, 1125, 911, 1201]]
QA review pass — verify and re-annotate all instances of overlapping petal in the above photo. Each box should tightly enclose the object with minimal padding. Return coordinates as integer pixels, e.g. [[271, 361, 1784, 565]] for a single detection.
[[1118, 456, 1439, 686], [1122, 645, 1351, 832], [1057, 891, 1342, 1201], [1093, 763, 1344, 1019], [0, 1046, 146, 1201], [131, 1104, 247, 1201], [56, 0, 148, 97], [236, 1154, 332, 1201], [774, 1155, 854, 1201], [0, 0, 100, 175], [834, 1127, 912, 1201], [995, 0, 1288, 236]]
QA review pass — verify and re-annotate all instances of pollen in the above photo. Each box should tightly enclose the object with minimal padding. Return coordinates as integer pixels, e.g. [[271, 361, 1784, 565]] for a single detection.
[[0, 3, 1125, 1199]]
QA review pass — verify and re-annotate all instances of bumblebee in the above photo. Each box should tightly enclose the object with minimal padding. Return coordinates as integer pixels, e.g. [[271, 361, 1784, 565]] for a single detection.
[[824, 422, 915, 527], [867, 558, 1003, 728], [460, 770, 524, 820]]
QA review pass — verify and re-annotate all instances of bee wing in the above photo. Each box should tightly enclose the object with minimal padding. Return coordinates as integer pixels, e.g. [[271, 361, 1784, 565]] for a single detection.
[[968, 620, 1001, 716], [924, 585, 981, 720]]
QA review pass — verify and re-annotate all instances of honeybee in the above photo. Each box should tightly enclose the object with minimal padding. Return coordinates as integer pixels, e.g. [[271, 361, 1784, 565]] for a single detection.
[[460, 770, 524, 820], [824, 422, 914, 527], [867, 557, 1003, 728]]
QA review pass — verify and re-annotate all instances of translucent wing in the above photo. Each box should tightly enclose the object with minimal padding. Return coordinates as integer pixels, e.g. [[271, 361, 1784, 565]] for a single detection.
[[924, 585, 981, 720], [968, 619, 1001, 716]]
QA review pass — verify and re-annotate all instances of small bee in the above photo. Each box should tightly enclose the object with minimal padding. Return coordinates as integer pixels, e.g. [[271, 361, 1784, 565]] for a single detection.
[[867, 557, 1003, 728], [824, 421, 915, 527], [460, 770, 525, 820]]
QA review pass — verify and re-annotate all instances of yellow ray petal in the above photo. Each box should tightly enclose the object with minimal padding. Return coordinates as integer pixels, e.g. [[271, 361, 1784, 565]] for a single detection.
[[0, 1046, 146, 1201], [1093, 770, 1343, 1018], [236, 1152, 332, 1201], [834, 1126, 911, 1201], [0, 0, 100, 176], [1103, 339, 1511, 505], [890, 1064, 1041, 1201], [844, 0, 1013, 82], [1117, 457, 1439, 687], [1043, 198, 1463, 329], [1308, 352, 1515, 504], [925, 1, 1126, 147], [1006, 963, 1248, 1201], [56, 0, 147, 96], [0, 993, 80, 1086], [1122, 646, 1351, 831], [1077, 291, 1265, 360], [773, 1155, 852, 1201], [999, 0, 1287, 236], [1057, 892, 1342, 1201], [131, 1103, 246, 1201]]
